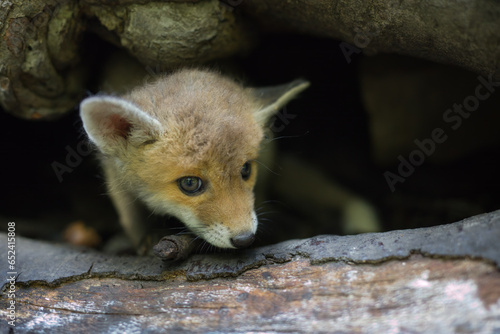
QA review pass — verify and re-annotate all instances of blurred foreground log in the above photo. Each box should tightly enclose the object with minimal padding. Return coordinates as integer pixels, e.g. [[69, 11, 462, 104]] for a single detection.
[[1, 210, 499, 333]]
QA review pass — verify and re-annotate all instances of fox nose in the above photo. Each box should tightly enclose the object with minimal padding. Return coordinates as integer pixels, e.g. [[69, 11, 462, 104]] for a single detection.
[[230, 232, 256, 249]]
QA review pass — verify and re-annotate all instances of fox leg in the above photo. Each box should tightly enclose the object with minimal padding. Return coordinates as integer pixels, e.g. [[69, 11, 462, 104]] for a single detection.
[[109, 188, 149, 252], [102, 163, 150, 254]]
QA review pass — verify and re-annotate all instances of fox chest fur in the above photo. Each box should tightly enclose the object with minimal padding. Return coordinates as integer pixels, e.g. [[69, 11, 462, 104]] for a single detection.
[[80, 69, 308, 253]]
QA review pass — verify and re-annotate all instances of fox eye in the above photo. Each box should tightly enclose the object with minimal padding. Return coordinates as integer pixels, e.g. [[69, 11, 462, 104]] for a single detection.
[[241, 161, 251, 181], [178, 177, 204, 195]]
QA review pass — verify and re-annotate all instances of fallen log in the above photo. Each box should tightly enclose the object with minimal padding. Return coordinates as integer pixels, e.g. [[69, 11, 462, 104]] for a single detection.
[[1, 210, 499, 333]]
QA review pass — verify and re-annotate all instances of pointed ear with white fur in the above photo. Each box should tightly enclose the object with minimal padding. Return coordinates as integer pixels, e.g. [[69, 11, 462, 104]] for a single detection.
[[250, 79, 310, 127], [80, 96, 162, 155]]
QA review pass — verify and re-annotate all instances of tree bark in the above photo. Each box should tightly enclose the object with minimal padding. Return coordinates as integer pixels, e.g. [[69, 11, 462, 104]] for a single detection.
[[1, 0, 499, 119], [0, 0, 251, 120]]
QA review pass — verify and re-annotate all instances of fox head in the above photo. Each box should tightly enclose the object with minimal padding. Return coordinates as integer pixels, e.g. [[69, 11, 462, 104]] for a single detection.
[[80, 69, 309, 249]]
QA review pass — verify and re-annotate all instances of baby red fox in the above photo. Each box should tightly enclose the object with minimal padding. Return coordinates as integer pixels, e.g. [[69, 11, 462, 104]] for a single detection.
[[80, 69, 309, 254]]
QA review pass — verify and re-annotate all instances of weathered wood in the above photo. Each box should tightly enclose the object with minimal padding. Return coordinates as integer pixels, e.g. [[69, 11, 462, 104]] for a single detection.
[[3, 256, 500, 333], [2, 0, 500, 120], [0, 0, 251, 119], [0, 210, 499, 332]]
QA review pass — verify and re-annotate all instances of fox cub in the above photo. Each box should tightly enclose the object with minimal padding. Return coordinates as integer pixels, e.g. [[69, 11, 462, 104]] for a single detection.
[[80, 69, 309, 253]]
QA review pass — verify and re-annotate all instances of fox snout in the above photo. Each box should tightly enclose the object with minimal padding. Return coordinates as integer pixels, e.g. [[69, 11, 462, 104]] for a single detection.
[[230, 231, 256, 248], [192, 208, 259, 250]]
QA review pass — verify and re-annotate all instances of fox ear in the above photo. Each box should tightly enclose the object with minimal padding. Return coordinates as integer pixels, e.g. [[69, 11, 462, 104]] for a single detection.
[[80, 96, 162, 155], [251, 79, 310, 126]]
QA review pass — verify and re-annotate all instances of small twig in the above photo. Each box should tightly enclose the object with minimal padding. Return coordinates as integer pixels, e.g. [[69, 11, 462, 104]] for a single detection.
[[152, 234, 198, 261]]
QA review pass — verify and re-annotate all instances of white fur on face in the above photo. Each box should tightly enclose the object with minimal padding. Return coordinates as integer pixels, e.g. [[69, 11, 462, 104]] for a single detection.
[[200, 211, 258, 249], [201, 222, 234, 249], [140, 190, 258, 248]]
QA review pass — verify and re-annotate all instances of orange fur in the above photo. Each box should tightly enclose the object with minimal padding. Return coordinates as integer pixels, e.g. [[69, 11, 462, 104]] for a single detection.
[[80, 68, 309, 252]]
